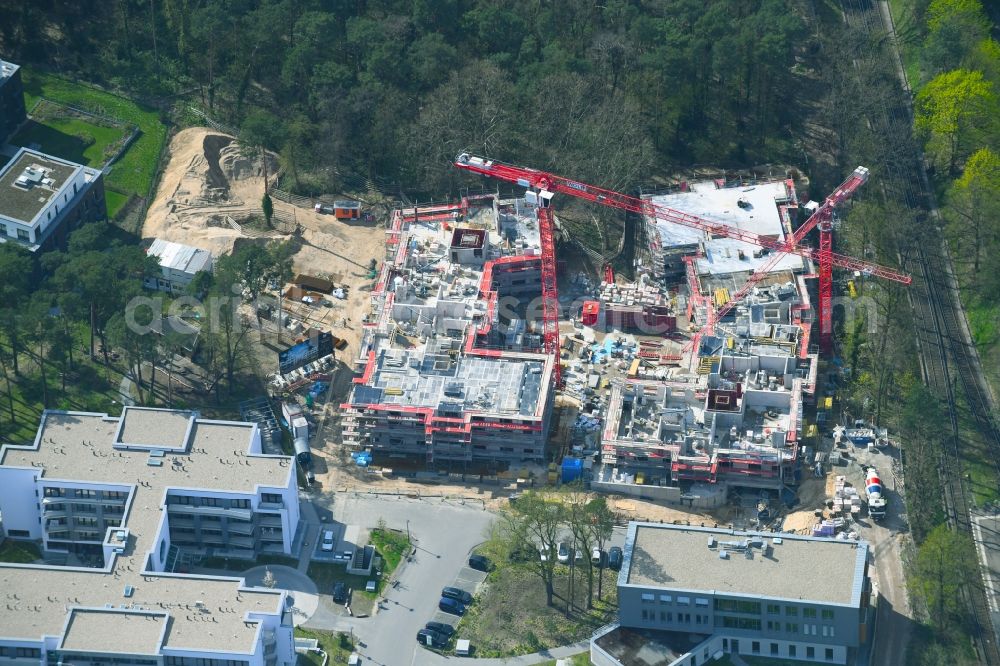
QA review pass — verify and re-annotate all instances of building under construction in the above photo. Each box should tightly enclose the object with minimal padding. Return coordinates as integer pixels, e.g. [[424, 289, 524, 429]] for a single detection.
[[340, 197, 557, 468]]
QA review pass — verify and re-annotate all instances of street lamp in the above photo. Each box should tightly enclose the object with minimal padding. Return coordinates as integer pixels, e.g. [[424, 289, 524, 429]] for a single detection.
[[406, 519, 410, 543]]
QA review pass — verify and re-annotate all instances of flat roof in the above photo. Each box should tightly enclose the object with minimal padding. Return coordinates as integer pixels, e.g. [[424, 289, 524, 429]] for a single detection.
[[0, 149, 82, 225], [147, 239, 212, 275], [624, 523, 868, 606], [357, 347, 547, 416], [116, 406, 195, 448], [0, 59, 19, 82], [649, 180, 804, 276], [60, 609, 166, 654], [0, 408, 294, 653]]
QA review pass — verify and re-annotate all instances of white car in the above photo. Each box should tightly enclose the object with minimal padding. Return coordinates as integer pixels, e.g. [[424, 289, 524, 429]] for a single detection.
[[321, 530, 335, 552], [557, 542, 570, 564]]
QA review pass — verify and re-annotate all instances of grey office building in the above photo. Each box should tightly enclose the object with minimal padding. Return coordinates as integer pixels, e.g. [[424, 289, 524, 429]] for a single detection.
[[592, 522, 872, 666]]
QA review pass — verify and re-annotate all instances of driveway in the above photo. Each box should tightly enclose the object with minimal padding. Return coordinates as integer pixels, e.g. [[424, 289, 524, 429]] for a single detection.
[[301, 493, 495, 666], [242, 565, 318, 626]]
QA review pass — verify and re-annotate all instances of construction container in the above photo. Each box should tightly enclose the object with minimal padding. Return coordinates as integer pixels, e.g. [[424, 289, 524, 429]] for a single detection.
[[581, 300, 600, 327], [561, 457, 583, 483]]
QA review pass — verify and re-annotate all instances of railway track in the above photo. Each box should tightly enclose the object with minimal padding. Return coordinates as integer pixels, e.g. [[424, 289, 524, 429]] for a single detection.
[[836, 0, 1000, 662]]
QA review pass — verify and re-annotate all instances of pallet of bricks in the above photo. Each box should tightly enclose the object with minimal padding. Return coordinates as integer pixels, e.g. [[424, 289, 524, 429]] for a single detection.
[[831, 475, 862, 517]]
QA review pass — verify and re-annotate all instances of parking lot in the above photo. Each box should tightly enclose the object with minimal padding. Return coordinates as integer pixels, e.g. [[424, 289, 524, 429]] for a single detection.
[[426, 564, 490, 629]]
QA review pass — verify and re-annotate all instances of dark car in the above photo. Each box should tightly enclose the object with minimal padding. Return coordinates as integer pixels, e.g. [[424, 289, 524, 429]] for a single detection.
[[332, 582, 348, 604], [425, 621, 456, 637], [416, 628, 449, 648], [608, 546, 624, 571], [438, 597, 466, 615], [468, 554, 492, 572], [441, 586, 473, 605]]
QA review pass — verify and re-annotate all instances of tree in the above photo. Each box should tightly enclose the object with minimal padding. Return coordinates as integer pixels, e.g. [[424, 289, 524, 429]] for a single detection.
[[262, 567, 277, 588], [944, 147, 1000, 281], [503, 492, 563, 607], [921, 0, 990, 76], [915, 69, 996, 174], [586, 496, 615, 601], [565, 486, 595, 612], [909, 524, 977, 628], [262, 192, 274, 228], [0, 244, 33, 376]]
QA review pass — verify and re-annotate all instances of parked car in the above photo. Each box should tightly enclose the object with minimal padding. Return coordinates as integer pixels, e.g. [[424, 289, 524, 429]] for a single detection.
[[442, 586, 473, 605], [468, 554, 492, 572], [321, 530, 335, 552], [425, 621, 456, 637], [438, 597, 466, 615], [608, 546, 623, 571], [591, 547, 605, 567], [332, 582, 348, 604], [557, 542, 570, 564], [416, 628, 449, 648]]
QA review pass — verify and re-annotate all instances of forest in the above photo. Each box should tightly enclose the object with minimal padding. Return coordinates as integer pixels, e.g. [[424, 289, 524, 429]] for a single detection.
[[0, 0, 807, 198]]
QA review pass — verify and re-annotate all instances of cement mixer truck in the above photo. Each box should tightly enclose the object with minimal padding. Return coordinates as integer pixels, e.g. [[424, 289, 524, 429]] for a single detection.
[[865, 467, 887, 520]]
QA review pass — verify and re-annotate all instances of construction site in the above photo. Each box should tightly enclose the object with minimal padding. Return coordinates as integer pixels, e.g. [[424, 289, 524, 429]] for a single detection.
[[328, 153, 914, 520], [139, 134, 915, 526]]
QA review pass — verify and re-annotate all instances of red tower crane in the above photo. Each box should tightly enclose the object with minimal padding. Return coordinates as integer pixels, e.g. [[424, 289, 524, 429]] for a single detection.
[[453, 153, 911, 361], [697, 166, 876, 354]]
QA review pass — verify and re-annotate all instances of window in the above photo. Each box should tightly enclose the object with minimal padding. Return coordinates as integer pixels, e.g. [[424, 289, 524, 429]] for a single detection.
[[715, 599, 761, 614], [104, 491, 128, 500], [825, 648, 835, 660], [16, 648, 41, 658], [667, 612, 673, 622], [72, 503, 97, 513], [751, 642, 760, 654], [677, 596, 690, 605], [807, 647, 815, 659], [641, 593, 655, 603], [659, 594, 672, 603], [44, 487, 64, 498], [695, 598, 709, 607], [767, 621, 779, 631], [201, 497, 221, 507], [201, 515, 221, 522], [231, 499, 250, 509], [804, 608, 817, 618], [786, 623, 798, 634], [641, 609, 649, 620], [75, 517, 98, 527], [785, 606, 798, 617], [721, 616, 761, 631], [771, 643, 779, 656], [788, 645, 797, 657], [74, 488, 97, 498], [0, 223, 6, 236], [17, 229, 29, 242], [767, 603, 780, 614], [822, 609, 835, 620], [821, 625, 828, 637], [7, 529, 29, 538], [261, 493, 282, 504], [695, 615, 702, 625]]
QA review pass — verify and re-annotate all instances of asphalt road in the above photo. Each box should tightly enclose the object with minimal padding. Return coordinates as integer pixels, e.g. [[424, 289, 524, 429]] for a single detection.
[[301, 493, 496, 666], [973, 513, 1000, 646]]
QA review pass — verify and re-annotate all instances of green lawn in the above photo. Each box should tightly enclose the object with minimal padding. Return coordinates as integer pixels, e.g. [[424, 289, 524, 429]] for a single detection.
[[105, 190, 131, 219], [20, 69, 167, 198], [0, 539, 42, 564], [368, 527, 410, 574], [539, 654, 591, 666], [456, 561, 618, 658], [12, 114, 127, 168], [294, 628, 356, 666]]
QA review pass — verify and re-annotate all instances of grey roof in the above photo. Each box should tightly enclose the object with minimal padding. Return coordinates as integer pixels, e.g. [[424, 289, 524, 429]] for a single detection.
[[0, 408, 294, 653], [365, 348, 547, 416], [147, 238, 213, 275], [0, 59, 19, 82], [60, 609, 166, 654], [623, 522, 868, 606], [0, 149, 81, 225]]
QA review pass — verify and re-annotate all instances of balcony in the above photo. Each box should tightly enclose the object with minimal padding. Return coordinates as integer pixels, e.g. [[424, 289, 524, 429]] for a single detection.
[[258, 500, 284, 511], [167, 504, 253, 520], [257, 514, 283, 528], [227, 521, 254, 536]]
